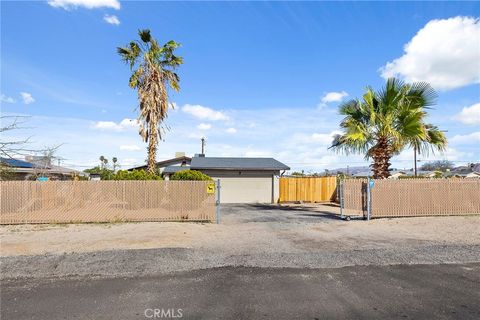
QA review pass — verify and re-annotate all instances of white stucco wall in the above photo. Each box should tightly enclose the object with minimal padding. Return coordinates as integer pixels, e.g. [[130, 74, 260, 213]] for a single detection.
[[216, 177, 273, 203], [198, 170, 281, 203]]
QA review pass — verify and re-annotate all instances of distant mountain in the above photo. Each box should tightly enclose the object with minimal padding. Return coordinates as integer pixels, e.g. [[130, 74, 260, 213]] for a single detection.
[[452, 163, 480, 174], [324, 166, 370, 175]]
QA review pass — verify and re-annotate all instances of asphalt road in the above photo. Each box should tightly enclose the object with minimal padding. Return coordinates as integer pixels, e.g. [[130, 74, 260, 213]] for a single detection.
[[2, 263, 479, 320]]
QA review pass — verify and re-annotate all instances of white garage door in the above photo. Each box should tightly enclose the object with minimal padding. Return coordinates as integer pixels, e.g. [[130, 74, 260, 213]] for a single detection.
[[217, 177, 272, 203]]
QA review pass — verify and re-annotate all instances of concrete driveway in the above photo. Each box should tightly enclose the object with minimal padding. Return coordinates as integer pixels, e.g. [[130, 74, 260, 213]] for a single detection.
[[220, 203, 343, 224]]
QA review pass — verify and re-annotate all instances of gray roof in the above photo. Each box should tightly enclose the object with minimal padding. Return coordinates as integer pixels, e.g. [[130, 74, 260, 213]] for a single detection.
[[190, 157, 289, 171], [163, 165, 190, 174], [128, 156, 191, 171]]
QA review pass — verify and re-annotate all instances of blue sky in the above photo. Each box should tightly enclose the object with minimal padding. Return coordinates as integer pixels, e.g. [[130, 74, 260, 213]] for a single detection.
[[1, 1, 479, 172]]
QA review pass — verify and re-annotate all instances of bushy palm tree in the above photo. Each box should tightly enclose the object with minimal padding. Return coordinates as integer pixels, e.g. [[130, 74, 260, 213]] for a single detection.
[[112, 157, 118, 172], [117, 29, 183, 174], [330, 78, 447, 179]]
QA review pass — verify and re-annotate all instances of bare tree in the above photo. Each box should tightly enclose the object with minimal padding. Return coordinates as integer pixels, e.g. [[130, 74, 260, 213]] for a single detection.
[[1, 116, 62, 180], [0, 116, 35, 159]]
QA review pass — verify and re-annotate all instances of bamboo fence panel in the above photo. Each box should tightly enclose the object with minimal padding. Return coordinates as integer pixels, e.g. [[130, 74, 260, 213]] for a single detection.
[[0, 181, 216, 224], [279, 177, 337, 202], [341, 178, 480, 218], [371, 179, 480, 218], [342, 179, 367, 217]]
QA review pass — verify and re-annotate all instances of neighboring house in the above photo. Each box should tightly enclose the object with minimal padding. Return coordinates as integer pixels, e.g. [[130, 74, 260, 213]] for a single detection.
[[464, 171, 480, 179], [162, 155, 290, 203], [128, 152, 191, 174], [0, 157, 86, 180], [389, 171, 407, 179], [352, 170, 372, 178], [162, 165, 190, 178]]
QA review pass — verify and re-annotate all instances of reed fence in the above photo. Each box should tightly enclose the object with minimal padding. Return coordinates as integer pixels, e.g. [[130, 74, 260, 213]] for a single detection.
[[0, 181, 216, 224], [341, 179, 480, 218]]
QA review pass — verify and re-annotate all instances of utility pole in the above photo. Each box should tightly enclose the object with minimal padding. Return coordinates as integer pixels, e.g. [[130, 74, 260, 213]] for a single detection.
[[201, 137, 206, 155]]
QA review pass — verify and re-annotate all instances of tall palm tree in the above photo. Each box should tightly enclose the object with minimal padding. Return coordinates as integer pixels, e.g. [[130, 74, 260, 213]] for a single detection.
[[112, 157, 118, 172], [117, 29, 183, 174], [330, 78, 447, 179], [99, 155, 106, 169]]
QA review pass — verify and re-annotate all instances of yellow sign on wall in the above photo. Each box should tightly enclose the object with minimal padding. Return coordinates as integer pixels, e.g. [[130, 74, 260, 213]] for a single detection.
[[207, 183, 215, 194]]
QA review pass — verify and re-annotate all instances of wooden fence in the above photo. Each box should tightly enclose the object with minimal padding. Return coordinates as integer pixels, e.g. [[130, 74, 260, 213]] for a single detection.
[[341, 179, 480, 218], [0, 181, 216, 224], [279, 176, 337, 202]]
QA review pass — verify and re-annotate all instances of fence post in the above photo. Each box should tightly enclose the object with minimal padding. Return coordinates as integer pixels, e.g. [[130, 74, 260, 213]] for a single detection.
[[366, 178, 372, 220], [216, 179, 221, 224], [339, 179, 344, 219]]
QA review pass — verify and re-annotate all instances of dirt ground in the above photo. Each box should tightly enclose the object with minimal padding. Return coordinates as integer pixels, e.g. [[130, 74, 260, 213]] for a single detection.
[[1, 203, 479, 257]]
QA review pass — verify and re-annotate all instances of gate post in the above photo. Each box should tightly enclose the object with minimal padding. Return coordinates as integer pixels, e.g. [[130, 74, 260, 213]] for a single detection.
[[366, 178, 373, 220], [339, 179, 344, 219], [216, 179, 221, 224]]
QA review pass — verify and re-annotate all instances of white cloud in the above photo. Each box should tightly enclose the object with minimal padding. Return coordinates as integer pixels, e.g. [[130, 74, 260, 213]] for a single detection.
[[92, 118, 139, 131], [380, 16, 480, 91], [47, 0, 120, 10], [321, 91, 348, 104], [182, 104, 229, 121], [120, 144, 142, 151], [453, 103, 480, 125], [450, 132, 480, 144], [226, 127, 237, 134], [396, 146, 472, 163], [119, 118, 139, 128], [20, 92, 35, 104], [288, 130, 343, 146], [318, 91, 348, 109], [93, 121, 123, 131], [197, 123, 212, 130], [121, 158, 140, 167], [244, 149, 272, 157], [103, 14, 120, 25], [1, 94, 16, 104]]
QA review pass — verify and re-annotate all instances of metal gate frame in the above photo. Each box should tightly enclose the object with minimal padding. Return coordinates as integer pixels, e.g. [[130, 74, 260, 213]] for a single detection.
[[338, 178, 372, 221]]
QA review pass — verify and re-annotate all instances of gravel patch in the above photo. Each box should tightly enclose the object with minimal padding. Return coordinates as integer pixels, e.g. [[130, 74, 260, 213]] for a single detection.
[[1, 204, 479, 279]]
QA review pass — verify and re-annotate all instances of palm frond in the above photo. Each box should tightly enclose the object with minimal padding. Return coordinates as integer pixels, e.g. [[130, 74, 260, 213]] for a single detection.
[[138, 29, 151, 43]]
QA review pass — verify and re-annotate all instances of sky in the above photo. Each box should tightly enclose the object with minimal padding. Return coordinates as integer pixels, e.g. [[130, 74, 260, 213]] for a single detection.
[[1, 0, 479, 173]]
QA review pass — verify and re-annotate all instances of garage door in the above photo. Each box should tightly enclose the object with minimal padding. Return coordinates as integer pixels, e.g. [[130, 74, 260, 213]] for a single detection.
[[216, 177, 272, 203]]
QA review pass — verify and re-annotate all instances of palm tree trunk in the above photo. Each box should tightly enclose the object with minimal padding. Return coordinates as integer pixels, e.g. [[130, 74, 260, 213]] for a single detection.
[[147, 123, 158, 175], [370, 137, 392, 179]]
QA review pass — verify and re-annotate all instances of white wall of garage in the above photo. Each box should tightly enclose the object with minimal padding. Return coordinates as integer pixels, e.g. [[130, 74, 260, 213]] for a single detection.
[[216, 177, 272, 203], [199, 170, 280, 203]]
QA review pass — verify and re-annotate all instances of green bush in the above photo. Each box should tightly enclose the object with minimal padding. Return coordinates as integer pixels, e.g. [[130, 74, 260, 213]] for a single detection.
[[111, 169, 162, 180], [170, 170, 212, 181], [84, 166, 114, 180]]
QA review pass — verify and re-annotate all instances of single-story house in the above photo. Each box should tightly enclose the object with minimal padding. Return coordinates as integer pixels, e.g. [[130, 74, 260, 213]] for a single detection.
[[0, 157, 86, 180], [193, 156, 289, 203], [162, 155, 290, 203], [128, 152, 191, 174]]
